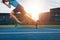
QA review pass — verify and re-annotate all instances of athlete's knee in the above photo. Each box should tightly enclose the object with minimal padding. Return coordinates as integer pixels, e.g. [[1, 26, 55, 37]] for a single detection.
[[10, 11, 15, 15]]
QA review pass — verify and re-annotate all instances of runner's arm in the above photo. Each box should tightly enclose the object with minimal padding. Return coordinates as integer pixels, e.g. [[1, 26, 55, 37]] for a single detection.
[[3, 1, 11, 8]]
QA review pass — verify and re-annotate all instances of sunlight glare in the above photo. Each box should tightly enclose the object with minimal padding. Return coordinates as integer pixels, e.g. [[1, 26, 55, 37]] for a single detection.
[[24, 0, 46, 21]]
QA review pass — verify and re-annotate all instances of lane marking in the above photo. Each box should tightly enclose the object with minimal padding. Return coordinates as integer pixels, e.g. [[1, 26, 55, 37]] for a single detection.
[[0, 32, 60, 34], [46, 28, 60, 30]]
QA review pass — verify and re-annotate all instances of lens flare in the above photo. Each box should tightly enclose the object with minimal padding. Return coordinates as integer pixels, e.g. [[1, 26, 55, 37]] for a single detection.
[[24, 0, 47, 21]]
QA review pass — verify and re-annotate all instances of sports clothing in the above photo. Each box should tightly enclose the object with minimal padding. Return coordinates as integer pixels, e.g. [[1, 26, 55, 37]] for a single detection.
[[9, 0, 19, 7]]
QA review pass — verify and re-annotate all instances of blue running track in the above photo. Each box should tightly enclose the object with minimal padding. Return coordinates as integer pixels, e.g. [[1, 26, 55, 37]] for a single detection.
[[0, 25, 60, 40]]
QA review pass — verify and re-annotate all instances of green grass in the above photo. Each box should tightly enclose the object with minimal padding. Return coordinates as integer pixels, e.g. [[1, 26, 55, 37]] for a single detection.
[[0, 24, 60, 28], [0, 24, 36, 28], [0, 25, 15, 28]]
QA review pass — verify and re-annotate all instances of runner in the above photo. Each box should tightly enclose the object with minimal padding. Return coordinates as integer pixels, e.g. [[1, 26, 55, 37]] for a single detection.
[[2, 0, 26, 24]]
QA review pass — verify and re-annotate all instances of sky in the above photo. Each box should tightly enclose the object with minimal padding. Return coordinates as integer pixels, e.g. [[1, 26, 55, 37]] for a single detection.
[[0, 0, 60, 13]]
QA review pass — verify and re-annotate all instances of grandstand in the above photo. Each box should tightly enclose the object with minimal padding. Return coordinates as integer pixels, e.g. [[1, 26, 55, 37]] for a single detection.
[[0, 13, 16, 25], [0, 13, 35, 25]]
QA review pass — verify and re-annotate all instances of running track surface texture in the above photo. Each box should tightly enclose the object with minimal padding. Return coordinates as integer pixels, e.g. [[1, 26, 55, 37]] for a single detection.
[[0, 25, 60, 40]]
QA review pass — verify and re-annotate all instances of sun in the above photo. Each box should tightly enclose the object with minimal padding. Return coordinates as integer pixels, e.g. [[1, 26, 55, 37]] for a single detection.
[[24, 0, 46, 21], [25, 5, 41, 21]]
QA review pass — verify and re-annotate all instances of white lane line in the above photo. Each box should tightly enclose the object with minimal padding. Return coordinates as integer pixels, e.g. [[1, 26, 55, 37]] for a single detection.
[[46, 28, 60, 30], [0, 32, 60, 34]]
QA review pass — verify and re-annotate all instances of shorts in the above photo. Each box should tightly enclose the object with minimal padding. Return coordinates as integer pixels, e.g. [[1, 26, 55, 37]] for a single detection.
[[13, 4, 24, 13]]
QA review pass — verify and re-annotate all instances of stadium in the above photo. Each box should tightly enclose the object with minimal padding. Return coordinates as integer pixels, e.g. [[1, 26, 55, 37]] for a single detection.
[[0, 0, 60, 40], [0, 8, 60, 40]]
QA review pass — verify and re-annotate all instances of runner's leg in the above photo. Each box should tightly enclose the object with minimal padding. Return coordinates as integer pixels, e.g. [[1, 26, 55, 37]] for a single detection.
[[10, 11, 21, 23]]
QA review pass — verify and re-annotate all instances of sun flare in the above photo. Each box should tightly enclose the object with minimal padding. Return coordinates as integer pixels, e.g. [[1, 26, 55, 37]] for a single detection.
[[24, 0, 46, 21]]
